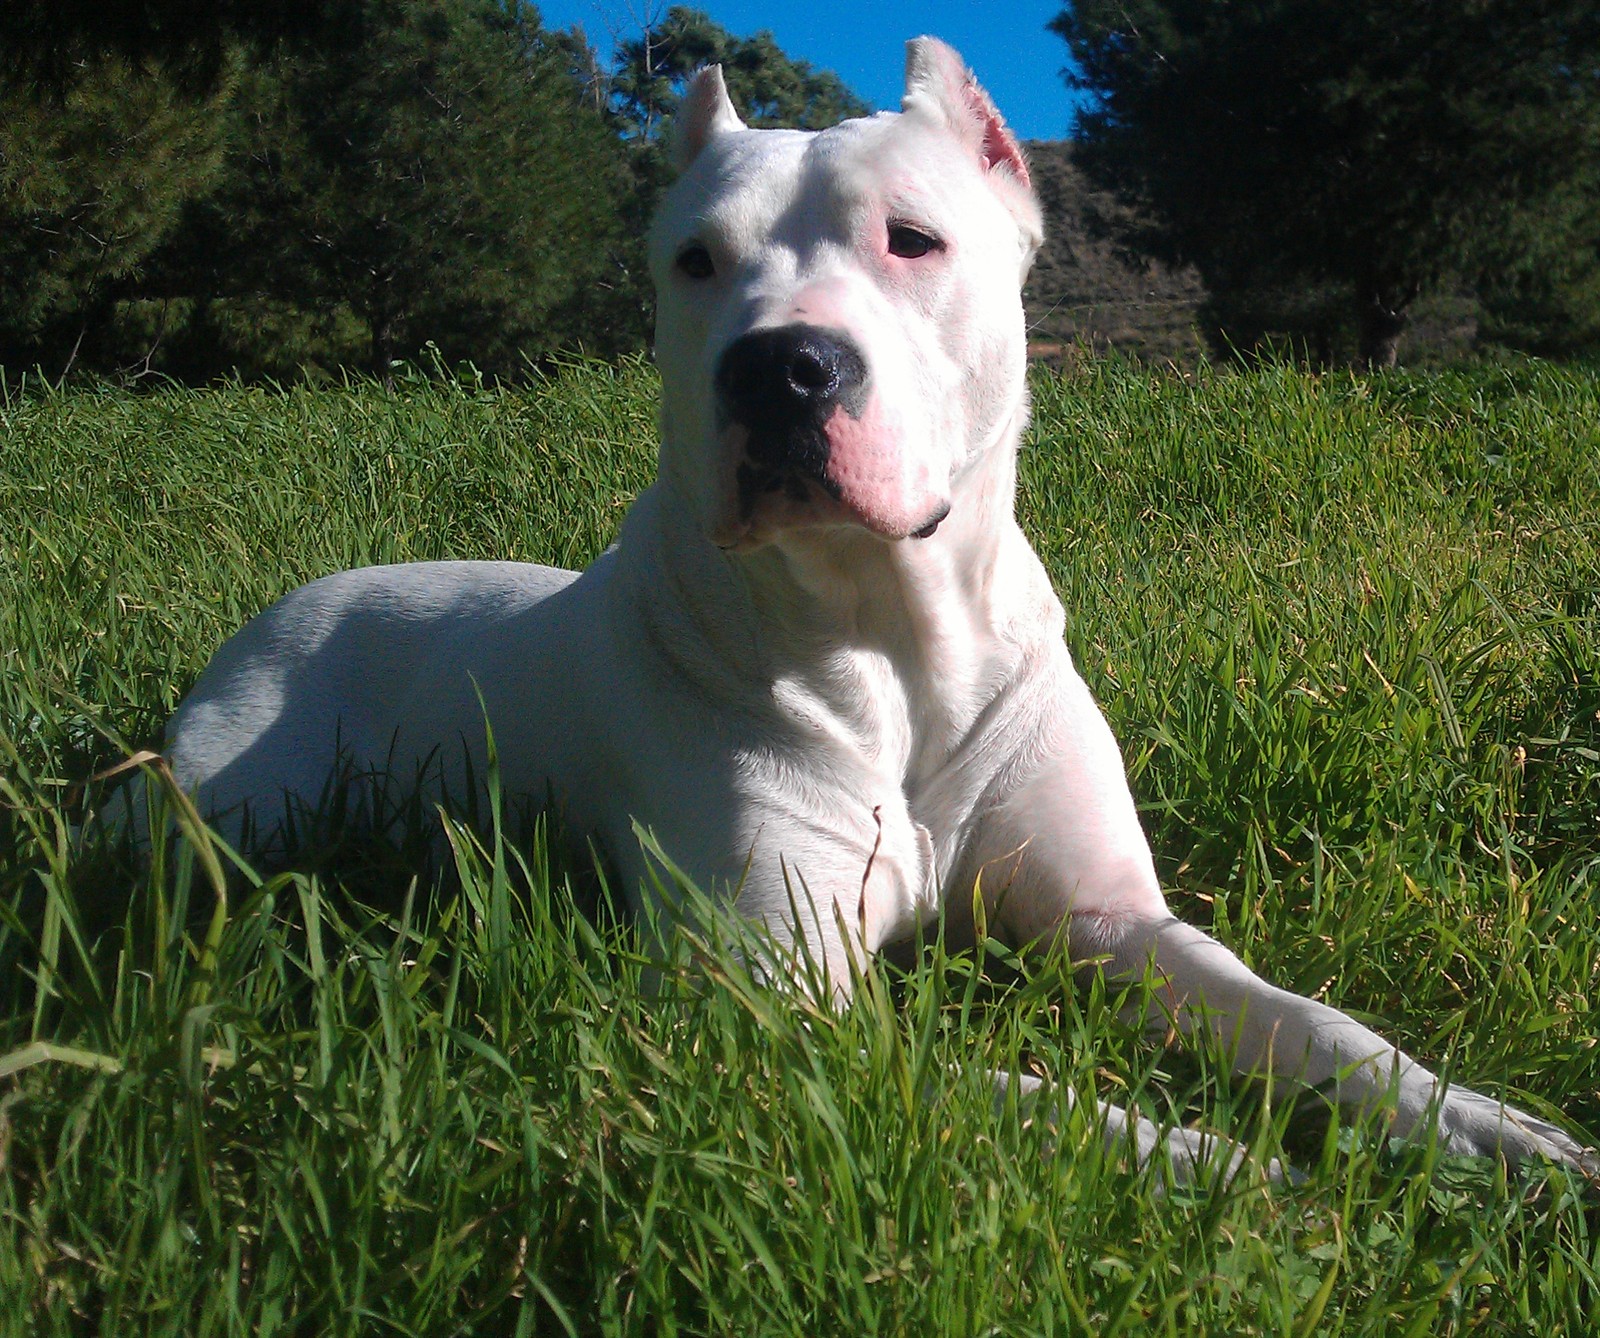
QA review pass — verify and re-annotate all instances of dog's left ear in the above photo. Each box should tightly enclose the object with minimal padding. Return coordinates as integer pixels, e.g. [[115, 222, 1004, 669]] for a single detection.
[[902, 36, 1041, 252], [672, 65, 748, 172]]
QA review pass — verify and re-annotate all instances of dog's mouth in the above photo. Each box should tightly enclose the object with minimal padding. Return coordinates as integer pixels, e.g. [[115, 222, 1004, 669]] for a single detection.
[[710, 397, 950, 550], [910, 502, 951, 539], [735, 456, 841, 513], [722, 459, 950, 548]]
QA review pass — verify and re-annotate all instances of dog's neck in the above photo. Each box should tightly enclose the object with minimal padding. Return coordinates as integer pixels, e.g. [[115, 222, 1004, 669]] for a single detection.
[[624, 408, 1061, 784]]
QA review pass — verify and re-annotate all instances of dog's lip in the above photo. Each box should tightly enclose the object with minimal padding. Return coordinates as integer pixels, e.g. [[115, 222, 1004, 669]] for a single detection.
[[803, 491, 951, 542], [712, 496, 952, 550], [771, 475, 951, 542], [910, 502, 951, 540], [711, 447, 953, 547]]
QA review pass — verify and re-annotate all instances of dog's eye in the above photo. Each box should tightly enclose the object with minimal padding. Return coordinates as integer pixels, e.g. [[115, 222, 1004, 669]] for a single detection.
[[676, 243, 715, 279], [887, 224, 941, 259]]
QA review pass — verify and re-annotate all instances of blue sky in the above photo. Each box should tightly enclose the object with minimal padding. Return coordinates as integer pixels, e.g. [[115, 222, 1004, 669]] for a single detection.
[[535, 0, 1084, 141]]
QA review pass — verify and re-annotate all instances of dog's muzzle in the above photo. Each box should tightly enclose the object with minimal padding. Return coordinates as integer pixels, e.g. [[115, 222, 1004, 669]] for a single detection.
[[716, 323, 868, 510]]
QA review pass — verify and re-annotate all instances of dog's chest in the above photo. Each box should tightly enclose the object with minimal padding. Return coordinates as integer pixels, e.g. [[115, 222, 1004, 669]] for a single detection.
[[768, 637, 999, 801]]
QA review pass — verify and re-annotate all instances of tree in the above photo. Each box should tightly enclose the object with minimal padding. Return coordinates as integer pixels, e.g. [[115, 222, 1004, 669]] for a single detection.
[[610, 6, 869, 142], [0, 2, 869, 382], [0, 0, 355, 93], [0, 0, 642, 381], [1053, 1, 1600, 366], [184, 0, 633, 377], [0, 58, 232, 376], [1475, 172, 1600, 357]]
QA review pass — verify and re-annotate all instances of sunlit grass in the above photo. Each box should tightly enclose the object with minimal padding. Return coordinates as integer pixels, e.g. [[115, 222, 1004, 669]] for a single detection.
[[2, 356, 1597, 1333]]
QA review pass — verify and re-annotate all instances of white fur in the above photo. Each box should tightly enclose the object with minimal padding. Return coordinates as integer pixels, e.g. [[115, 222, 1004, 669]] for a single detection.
[[166, 38, 1593, 1182]]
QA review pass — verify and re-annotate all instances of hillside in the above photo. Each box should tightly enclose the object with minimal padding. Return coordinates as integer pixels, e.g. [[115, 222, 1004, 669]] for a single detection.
[[1023, 141, 1207, 366]]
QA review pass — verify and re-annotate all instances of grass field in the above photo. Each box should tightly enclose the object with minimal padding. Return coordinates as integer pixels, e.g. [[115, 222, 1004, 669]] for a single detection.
[[2, 357, 1598, 1334]]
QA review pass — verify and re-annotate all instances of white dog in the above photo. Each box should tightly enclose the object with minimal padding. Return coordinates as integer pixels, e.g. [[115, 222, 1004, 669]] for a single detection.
[[165, 38, 1592, 1180]]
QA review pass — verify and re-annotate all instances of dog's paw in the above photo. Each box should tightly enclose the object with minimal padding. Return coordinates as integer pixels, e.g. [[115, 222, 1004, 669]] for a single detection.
[[994, 1071, 1287, 1187], [1431, 1087, 1598, 1178], [1095, 1095, 1288, 1188], [1158, 1124, 1293, 1189]]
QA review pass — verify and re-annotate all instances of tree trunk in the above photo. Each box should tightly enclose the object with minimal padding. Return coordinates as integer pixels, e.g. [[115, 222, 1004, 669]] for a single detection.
[[1357, 285, 1419, 370], [370, 315, 395, 383]]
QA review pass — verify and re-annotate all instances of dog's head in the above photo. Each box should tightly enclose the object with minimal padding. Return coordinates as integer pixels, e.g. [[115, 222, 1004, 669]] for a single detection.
[[649, 37, 1043, 552]]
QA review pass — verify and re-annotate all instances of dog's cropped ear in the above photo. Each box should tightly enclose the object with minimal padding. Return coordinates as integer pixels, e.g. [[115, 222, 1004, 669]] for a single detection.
[[903, 36, 1031, 189], [902, 37, 1041, 259], [672, 65, 748, 172]]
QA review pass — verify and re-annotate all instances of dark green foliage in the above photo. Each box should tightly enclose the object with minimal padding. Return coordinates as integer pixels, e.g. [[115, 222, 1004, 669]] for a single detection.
[[0, 3, 873, 384], [160, 0, 637, 380], [1053, 0, 1600, 366], [0, 1, 642, 383], [0, 0, 351, 93], [609, 5, 870, 142], [1474, 177, 1600, 357], [0, 59, 233, 376]]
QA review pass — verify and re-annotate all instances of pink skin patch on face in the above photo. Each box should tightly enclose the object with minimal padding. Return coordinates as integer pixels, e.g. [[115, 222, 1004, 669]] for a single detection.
[[821, 399, 945, 539], [711, 397, 949, 548]]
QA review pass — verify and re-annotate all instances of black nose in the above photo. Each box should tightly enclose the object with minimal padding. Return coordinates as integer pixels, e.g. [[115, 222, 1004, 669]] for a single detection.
[[715, 324, 868, 484]]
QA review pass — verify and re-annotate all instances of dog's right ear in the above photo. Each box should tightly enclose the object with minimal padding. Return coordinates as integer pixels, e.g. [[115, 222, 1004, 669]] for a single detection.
[[902, 37, 1031, 190], [671, 66, 747, 172], [902, 37, 1042, 262]]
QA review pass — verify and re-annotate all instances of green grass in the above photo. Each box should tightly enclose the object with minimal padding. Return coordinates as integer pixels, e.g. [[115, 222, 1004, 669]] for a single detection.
[[2, 356, 1598, 1334]]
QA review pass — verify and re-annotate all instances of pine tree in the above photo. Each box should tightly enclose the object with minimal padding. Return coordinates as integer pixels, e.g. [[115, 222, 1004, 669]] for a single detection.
[[77, 0, 640, 381], [0, 0, 350, 92], [1054, 0, 1600, 366], [0, 58, 232, 376], [189, 0, 631, 378], [610, 6, 869, 142]]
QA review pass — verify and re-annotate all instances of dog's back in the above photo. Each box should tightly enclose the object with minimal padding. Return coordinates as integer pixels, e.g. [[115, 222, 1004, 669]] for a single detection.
[[167, 560, 583, 841]]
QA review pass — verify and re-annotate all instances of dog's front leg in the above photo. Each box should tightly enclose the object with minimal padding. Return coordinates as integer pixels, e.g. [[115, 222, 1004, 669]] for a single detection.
[[971, 649, 1594, 1178], [1099, 914, 1597, 1174], [993, 1069, 1269, 1187]]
